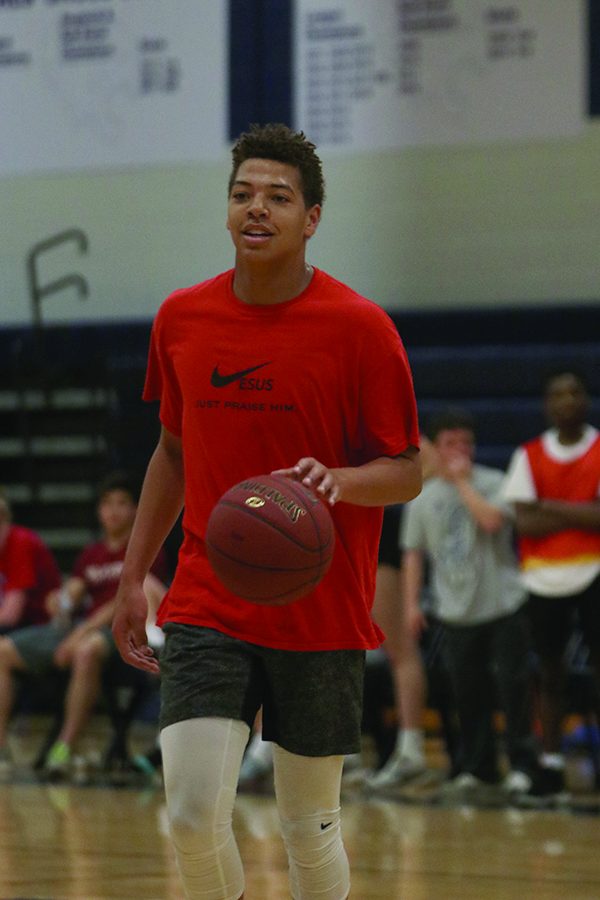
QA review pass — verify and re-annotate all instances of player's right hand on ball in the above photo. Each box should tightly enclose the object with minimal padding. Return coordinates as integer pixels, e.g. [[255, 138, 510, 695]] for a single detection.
[[272, 457, 341, 505]]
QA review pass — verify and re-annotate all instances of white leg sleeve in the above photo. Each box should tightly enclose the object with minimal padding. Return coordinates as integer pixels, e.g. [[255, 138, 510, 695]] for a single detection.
[[161, 717, 249, 900], [273, 745, 350, 900]]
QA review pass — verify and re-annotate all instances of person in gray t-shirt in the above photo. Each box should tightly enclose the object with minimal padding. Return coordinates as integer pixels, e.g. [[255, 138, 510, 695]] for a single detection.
[[402, 408, 538, 796]]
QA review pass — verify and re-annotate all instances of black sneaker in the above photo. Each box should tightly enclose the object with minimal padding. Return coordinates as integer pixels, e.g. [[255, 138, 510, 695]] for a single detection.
[[514, 765, 569, 808]]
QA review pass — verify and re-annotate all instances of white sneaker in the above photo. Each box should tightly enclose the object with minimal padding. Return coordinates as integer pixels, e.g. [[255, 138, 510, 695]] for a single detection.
[[365, 754, 426, 791], [502, 770, 533, 795], [440, 772, 483, 797]]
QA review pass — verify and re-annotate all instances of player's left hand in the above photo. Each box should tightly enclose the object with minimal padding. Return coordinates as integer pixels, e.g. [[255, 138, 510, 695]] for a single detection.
[[273, 457, 341, 505], [112, 583, 160, 674]]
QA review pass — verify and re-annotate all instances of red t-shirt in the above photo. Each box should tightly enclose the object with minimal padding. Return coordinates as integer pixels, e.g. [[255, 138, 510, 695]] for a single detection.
[[73, 540, 169, 616], [145, 267, 420, 650], [0, 525, 62, 626]]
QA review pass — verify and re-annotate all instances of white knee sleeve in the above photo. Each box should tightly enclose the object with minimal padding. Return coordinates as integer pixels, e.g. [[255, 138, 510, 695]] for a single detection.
[[161, 717, 249, 900], [273, 745, 349, 900], [280, 807, 350, 900]]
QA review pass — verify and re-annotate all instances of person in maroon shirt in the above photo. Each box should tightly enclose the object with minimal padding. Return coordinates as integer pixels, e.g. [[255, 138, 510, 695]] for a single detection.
[[0, 489, 61, 634], [0, 473, 169, 778]]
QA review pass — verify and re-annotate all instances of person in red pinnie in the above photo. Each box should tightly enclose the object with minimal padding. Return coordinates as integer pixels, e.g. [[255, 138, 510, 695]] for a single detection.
[[503, 370, 600, 799], [112, 123, 422, 900]]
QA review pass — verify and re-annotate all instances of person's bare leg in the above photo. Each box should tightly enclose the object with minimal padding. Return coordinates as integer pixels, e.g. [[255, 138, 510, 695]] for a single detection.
[[374, 565, 426, 735], [57, 632, 108, 747], [368, 565, 426, 788], [0, 638, 26, 748]]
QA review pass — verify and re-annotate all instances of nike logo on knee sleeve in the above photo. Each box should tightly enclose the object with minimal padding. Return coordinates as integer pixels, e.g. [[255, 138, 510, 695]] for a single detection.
[[320, 821, 333, 830]]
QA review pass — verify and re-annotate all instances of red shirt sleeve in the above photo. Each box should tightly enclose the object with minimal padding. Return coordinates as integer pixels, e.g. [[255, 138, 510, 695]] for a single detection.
[[354, 311, 420, 462], [1, 527, 38, 592], [143, 309, 183, 437]]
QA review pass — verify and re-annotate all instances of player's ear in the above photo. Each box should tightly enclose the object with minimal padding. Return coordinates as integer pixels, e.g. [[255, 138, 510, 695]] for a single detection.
[[304, 205, 321, 239]]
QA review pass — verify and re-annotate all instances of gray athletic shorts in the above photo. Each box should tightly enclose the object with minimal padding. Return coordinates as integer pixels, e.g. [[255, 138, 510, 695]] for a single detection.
[[159, 624, 366, 757], [10, 621, 116, 674]]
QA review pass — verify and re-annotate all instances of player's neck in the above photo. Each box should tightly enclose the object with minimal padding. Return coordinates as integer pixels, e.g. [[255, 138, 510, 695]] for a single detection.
[[103, 528, 132, 551], [557, 422, 586, 446], [232, 257, 314, 306]]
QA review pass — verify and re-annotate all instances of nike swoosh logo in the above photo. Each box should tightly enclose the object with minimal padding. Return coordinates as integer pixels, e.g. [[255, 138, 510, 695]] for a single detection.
[[210, 361, 271, 388], [320, 822, 333, 830]]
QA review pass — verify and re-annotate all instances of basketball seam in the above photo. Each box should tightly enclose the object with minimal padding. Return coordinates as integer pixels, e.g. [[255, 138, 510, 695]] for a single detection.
[[206, 544, 324, 601], [215, 499, 332, 555], [270, 476, 334, 565], [205, 541, 328, 573]]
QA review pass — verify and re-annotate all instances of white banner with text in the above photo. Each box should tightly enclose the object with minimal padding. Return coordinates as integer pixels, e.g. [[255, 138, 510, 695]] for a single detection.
[[0, 0, 228, 177]]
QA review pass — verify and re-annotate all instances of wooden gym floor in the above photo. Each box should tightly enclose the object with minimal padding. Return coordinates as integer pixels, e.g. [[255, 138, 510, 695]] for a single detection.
[[1, 723, 600, 899]]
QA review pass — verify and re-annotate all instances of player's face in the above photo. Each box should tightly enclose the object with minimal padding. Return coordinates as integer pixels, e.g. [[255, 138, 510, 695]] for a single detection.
[[544, 373, 589, 429], [97, 489, 137, 540], [434, 429, 475, 465], [227, 158, 320, 263]]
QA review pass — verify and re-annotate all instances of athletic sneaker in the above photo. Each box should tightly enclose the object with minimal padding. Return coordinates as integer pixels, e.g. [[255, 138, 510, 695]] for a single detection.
[[438, 772, 501, 805], [133, 748, 162, 778], [44, 741, 71, 779], [0, 746, 13, 778], [365, 754, 426, 791], [511, 765, 569, 807], [502, 770, 533, 795], [440, 772, 482, 794]]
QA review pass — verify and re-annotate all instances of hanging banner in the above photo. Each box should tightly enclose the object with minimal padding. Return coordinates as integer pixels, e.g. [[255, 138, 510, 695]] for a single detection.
[[294, 0, 586, 150], [0, 0, 228, 177]]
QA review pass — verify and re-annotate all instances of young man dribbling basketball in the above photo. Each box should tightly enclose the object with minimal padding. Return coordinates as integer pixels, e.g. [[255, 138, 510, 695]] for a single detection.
[[112, 124, 422, 900]]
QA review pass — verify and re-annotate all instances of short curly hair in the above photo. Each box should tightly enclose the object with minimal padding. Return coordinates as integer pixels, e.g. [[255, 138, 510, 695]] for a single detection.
[[96, 471, 140, 504], [229, 123, 325, 208], [426, 407, 476, 442]]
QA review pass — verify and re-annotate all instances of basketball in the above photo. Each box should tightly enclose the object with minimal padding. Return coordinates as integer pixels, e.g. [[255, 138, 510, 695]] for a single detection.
[[205, 473, 335, 605]]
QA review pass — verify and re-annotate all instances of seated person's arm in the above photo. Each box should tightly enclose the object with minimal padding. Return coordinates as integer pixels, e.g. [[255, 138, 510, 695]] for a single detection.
[[0, 588, 26, 629], [45, 576, 87, 619]]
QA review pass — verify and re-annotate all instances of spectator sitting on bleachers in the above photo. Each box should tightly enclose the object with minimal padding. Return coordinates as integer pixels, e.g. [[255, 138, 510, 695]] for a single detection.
[[0, 472, 169, 779], [0, 488, 62, 635]]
